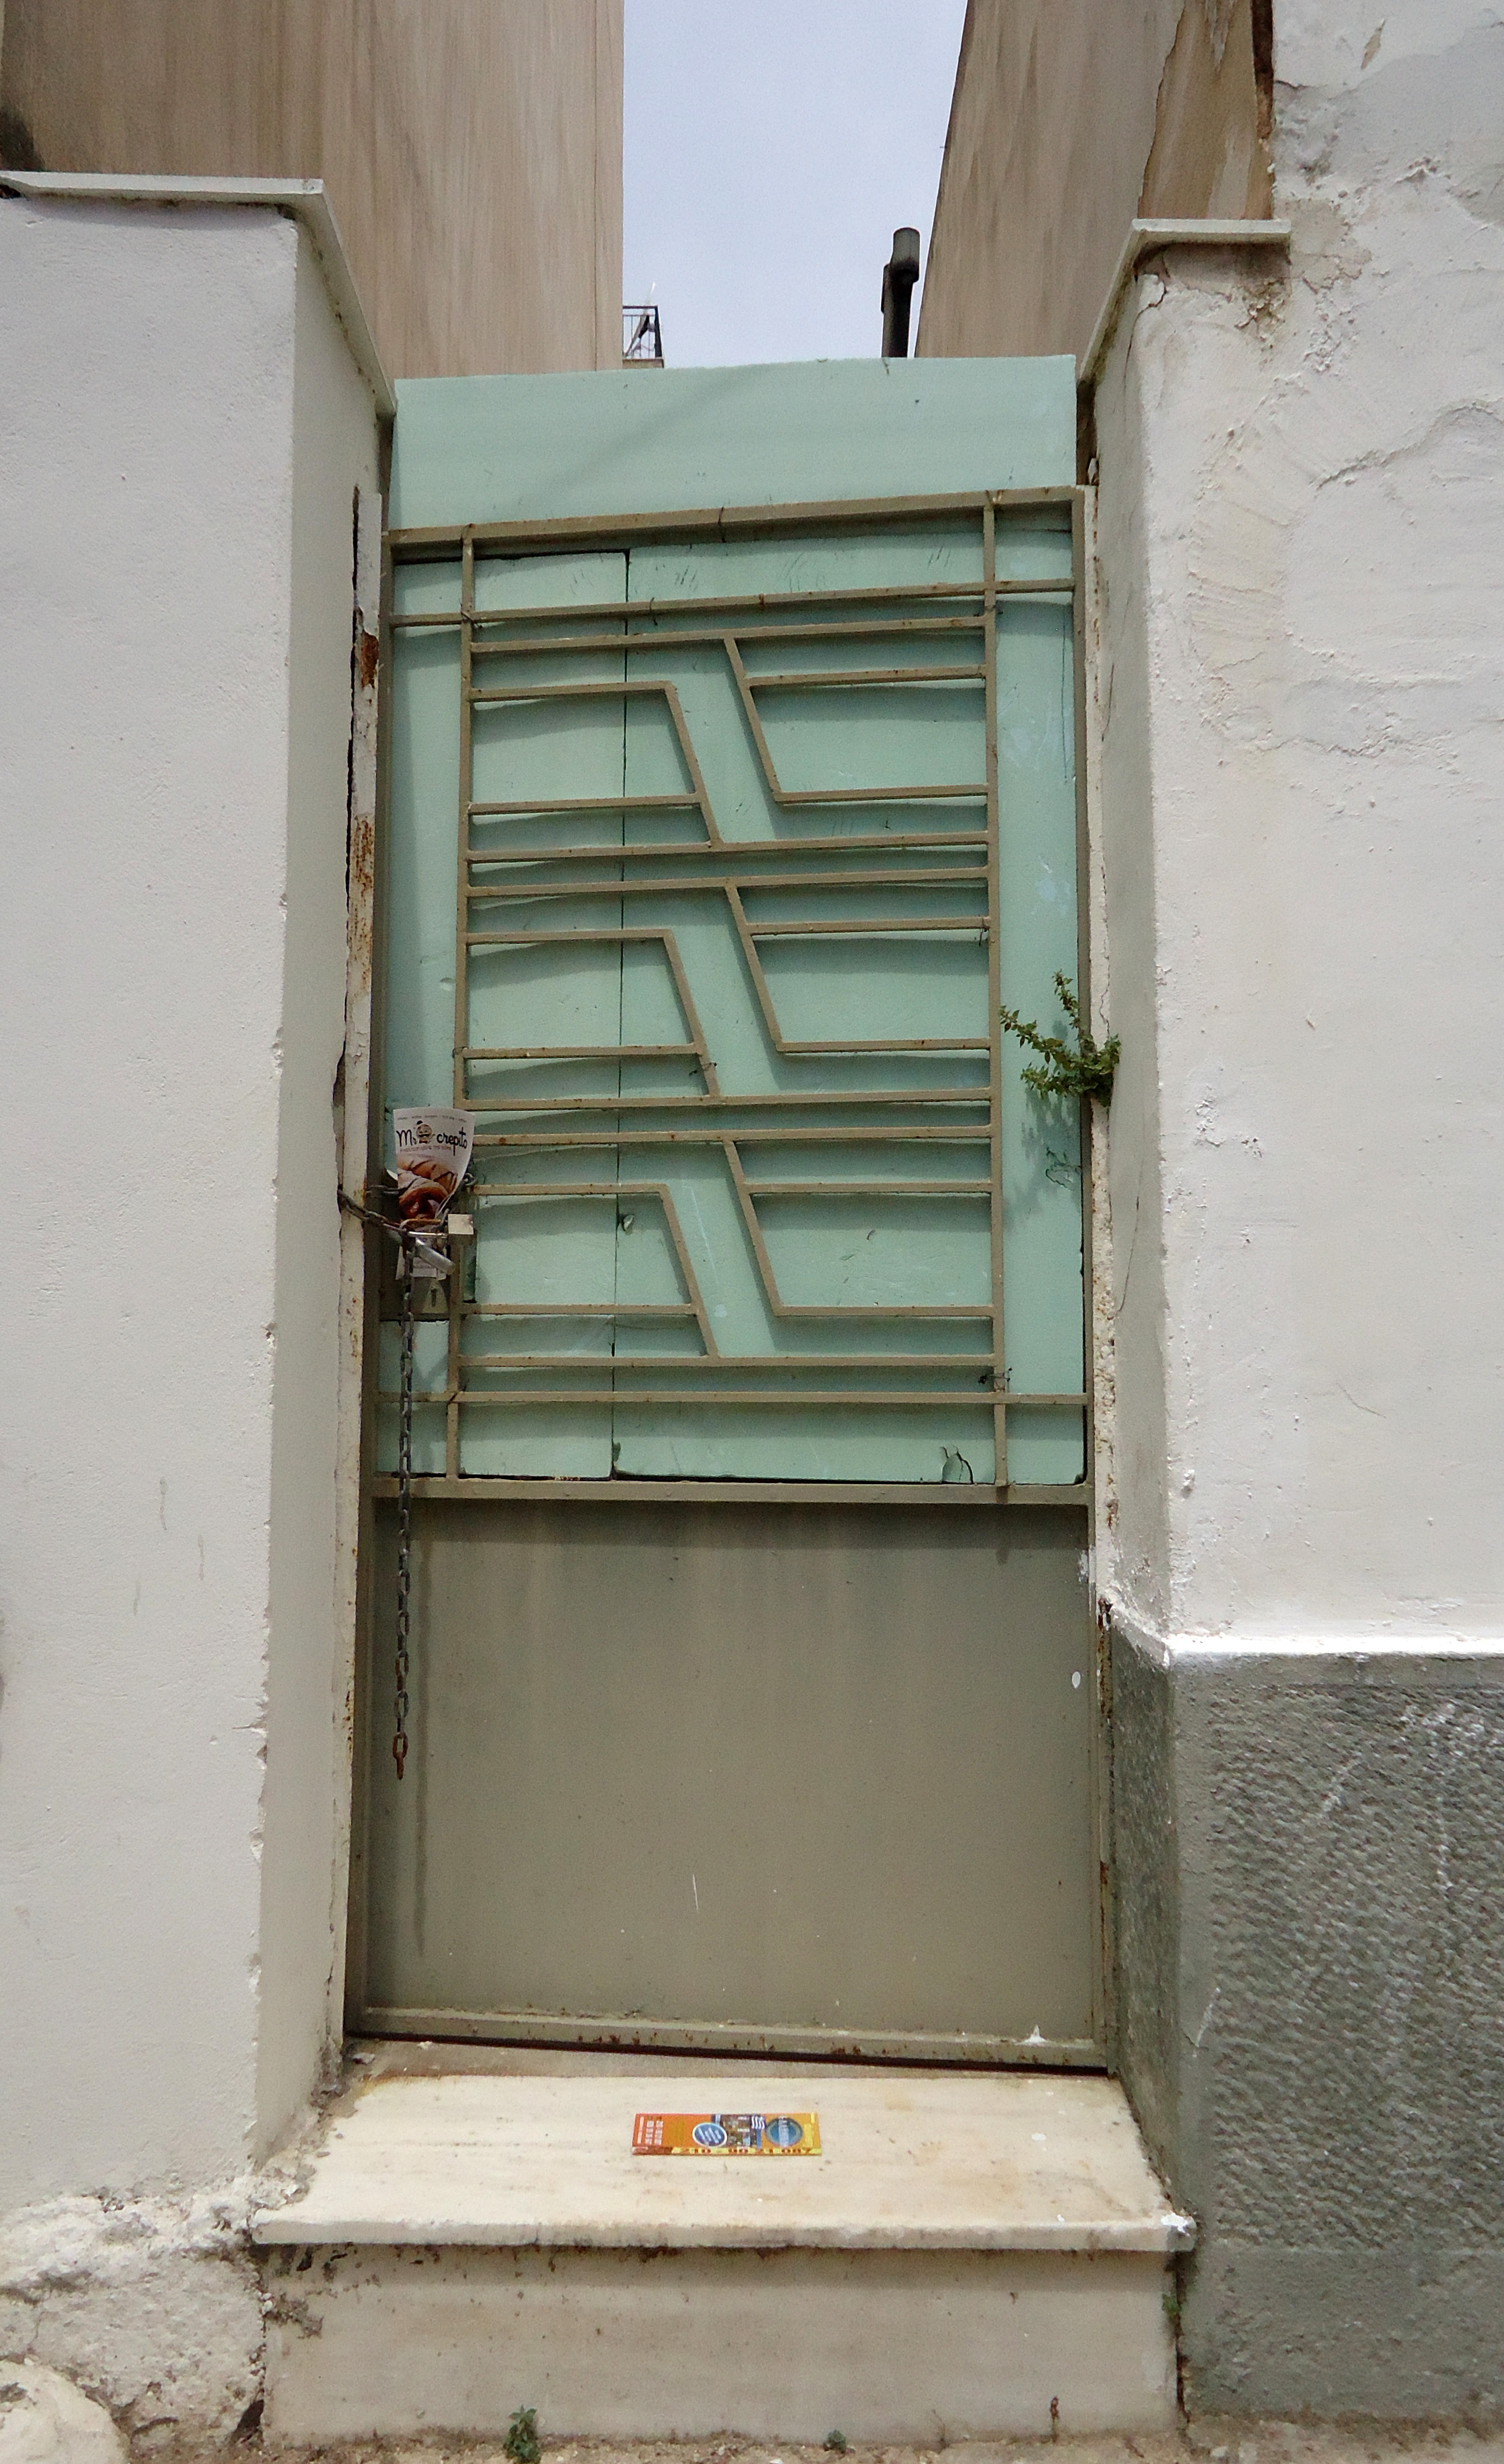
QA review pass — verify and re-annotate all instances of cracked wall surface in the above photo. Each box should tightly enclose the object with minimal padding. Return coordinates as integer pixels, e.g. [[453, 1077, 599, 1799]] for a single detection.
[[0, 2194, 264, 2445], [1095, 0, 1504, 1645]]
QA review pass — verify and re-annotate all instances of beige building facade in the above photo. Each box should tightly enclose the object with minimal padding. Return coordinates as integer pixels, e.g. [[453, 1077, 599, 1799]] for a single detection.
[[920, 0, 1271, 365], [0, 0, 623, 377]]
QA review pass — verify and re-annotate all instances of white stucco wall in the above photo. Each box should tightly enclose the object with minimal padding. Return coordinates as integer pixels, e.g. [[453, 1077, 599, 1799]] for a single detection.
[[257, 225, 383, 2160], [0, 195, 378, 2430], [1093, 0, 1504, 1645]]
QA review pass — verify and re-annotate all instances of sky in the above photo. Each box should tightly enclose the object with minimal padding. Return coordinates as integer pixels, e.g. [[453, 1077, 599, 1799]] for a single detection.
[[623, 0, 970, 369]]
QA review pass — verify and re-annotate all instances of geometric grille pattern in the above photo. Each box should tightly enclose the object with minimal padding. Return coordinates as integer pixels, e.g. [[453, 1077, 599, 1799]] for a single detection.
[[381, 496, 1088, 1492]]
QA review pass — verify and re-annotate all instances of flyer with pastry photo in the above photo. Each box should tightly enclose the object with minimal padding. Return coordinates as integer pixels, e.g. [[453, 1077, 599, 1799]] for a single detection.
[[391, 1107, 474, 1229]]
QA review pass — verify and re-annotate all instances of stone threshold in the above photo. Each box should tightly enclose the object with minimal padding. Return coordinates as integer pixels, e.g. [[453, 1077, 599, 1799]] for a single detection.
[[252, 2049, 1193, 2254]]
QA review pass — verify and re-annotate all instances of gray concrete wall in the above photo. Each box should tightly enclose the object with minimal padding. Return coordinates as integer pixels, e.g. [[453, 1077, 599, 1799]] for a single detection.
[[1113, 1624, 1504, 2416]]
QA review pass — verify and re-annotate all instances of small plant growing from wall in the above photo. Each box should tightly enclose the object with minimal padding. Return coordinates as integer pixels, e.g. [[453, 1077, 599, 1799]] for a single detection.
[[1001, 973, 1119, 1103], [505, 2408, 541, 2464]]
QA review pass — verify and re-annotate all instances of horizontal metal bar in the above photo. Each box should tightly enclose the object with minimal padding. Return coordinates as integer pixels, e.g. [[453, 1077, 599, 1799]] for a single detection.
[[746, 1178, 991, 1194], [467, 1180, 981, 1201], [387, 484, 1080, 559], [463, 1090, 990, 1111], [469, 794, 700, 816], [468, 635, 990, 667], [471, 678, 689, 704], [354, 2003, 1102, 2068], [747, 1038, 985, 1053], [367, 1477, 1088, 1508], [474, 613, 992, 651], [474, 627, 996, 664], [775, 782, 984, 806], [383, 1389, 1076, 1407], [744, 917, 983, 937], [398, 583, 1067, 636], [466, 831, 990, 859], [458, 1353, 996, 1369], [463, 1302, 695, 1316], [467, 1045, 988, 1068], [467, 785, 985, 816], [465, 868, 987, 899], [460, 1044, 696, 1062], [473, 1125, 995, 1146], [747, 664, 984, 689]]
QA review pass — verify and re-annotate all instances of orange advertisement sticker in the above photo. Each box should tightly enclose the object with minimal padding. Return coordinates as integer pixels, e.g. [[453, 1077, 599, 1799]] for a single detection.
[[632, 2111, 821, 2156]]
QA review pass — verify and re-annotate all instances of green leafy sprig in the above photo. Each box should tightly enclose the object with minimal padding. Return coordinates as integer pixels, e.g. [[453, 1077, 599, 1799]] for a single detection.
[[1001, 973, 1119, 1104], [505, 2409, 541, 2464]]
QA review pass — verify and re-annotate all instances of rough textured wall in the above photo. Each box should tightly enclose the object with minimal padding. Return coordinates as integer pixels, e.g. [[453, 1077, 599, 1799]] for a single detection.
[[1113, 1629, 1504, 2416], [0, 0, 623, 378], [918, 0, 1269, 363], [1108, 1630, 1181, 2185], [1092, 0, 1504, 1643]]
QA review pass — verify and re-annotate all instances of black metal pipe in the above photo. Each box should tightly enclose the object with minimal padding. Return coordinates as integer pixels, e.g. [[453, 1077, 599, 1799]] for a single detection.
[[881, 226, 921, 357]]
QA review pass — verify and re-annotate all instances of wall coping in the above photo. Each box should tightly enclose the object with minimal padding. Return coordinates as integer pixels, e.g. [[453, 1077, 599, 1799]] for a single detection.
[[1109, 1599, 1504, 1674], [0, 171, 395, 415], [1080, 215, 1291, 388]]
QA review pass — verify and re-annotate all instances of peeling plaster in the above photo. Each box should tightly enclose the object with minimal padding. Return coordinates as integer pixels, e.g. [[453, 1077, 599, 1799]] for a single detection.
[[0, 2193, 263, 2445], [1094, 0, 1504, 1647]]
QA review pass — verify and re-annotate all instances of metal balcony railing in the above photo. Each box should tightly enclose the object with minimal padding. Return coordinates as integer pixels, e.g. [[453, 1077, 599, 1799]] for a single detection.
[[623, 303, 664, 363]]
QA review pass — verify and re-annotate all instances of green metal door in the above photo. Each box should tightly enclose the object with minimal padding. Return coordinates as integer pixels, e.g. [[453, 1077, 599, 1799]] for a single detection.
[[350, 363, 1102, 2063]]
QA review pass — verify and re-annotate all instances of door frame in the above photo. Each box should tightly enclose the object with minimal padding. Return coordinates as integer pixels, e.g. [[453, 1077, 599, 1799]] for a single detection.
[[339, 483, 1118, 2066]]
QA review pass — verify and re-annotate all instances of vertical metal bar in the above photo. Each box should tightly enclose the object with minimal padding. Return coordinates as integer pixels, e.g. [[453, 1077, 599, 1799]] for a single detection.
[[449, 533, 475, 1478], [454, 533, 476, 1106], [1070, 490, 1094, 1505], [613, 551, 630, 1450], [331, 485, 383, 2035], [983, 500, 1006, 1489], [1073, 482, 1112, 2059], [345, 514, 398, 2031], [393, 1248, 414, 1780]]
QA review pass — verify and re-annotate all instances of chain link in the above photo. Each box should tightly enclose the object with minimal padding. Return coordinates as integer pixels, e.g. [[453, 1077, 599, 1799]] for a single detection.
[[393, 1241, 415, 1779]]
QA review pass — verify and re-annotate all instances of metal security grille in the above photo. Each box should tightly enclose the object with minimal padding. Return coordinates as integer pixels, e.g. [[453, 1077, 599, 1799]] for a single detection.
[[378, 491, 1089, 1497]]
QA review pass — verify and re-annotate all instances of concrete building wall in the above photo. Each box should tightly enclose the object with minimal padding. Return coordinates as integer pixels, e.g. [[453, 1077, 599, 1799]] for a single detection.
[[918, 0, 1271, 364], [914, 0, 1504, 2413], [0, 0, 623, 380], [1086, 0, 1504, 2413], [0, 194, 379, 2436]]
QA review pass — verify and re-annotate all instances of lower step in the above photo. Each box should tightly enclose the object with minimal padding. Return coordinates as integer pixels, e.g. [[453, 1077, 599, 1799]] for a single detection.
[[264, 2242, 1176, 2442]]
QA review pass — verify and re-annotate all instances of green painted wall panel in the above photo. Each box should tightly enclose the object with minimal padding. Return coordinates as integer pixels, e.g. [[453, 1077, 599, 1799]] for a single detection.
[[389, 358, 1077, 532]]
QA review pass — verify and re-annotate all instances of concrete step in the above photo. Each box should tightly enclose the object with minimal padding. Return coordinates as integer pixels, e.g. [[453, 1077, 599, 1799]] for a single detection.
[[253, 2055, 1192, 2445]]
